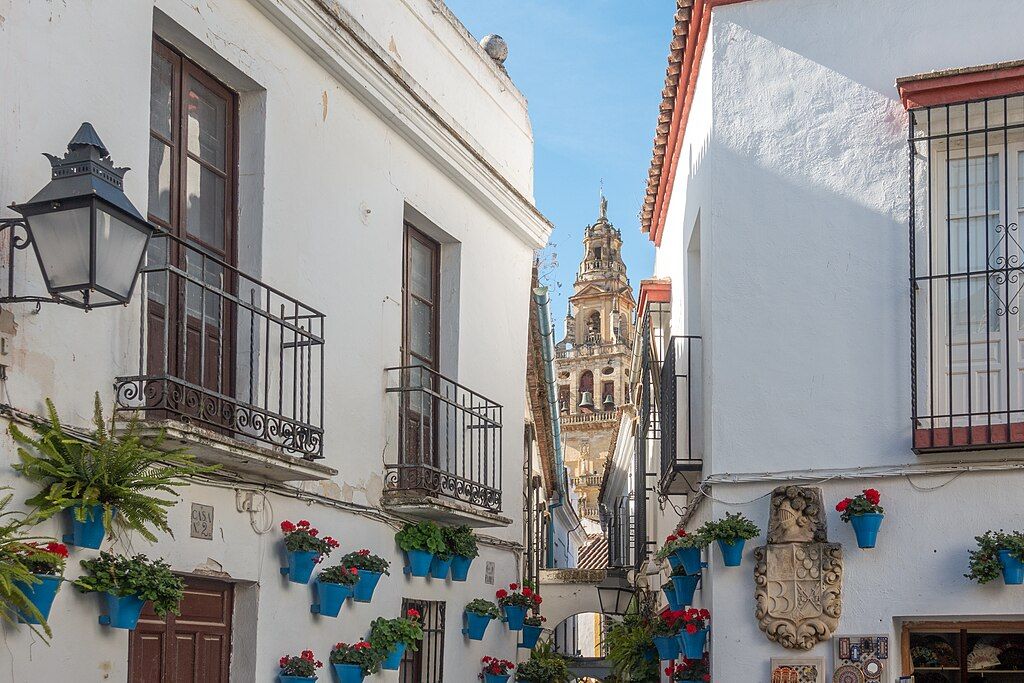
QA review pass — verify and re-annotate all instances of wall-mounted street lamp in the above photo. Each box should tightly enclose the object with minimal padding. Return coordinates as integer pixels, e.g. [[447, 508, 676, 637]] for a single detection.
[[597, 567, 636, 618], [3, 123, 154, 310]]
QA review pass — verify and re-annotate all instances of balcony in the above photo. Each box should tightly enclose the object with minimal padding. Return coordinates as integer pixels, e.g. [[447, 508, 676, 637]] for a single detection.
[[114, 231, 333, 482], [382, 365, 510, 528], [555, 342, 630, 360], [562, 410, 619, 427], [573, 474, 603, 488], [659, 335, 703, 495]]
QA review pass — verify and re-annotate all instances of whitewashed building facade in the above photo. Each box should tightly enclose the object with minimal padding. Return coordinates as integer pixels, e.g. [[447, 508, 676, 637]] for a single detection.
[[619, 0, 1024, 681], [0, 0, 550, 681]]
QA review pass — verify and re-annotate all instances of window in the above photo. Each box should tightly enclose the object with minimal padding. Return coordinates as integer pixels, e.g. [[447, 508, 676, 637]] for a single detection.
[[902, 621, 1024, 681], [399, 599, 444, 683], [910, 93, 1024, 450], [602, 380, 615, 409], [402, 223, 440, 371], [579, 370, 594, 403]]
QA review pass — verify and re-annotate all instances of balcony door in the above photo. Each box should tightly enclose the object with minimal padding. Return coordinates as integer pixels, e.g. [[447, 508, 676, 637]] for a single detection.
[[148, 38, 237, 424], [401, 224, 440, 470]]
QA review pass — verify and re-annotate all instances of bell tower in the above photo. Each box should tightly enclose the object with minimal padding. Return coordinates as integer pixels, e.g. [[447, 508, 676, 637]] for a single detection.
[[554, 196, 636, 524]]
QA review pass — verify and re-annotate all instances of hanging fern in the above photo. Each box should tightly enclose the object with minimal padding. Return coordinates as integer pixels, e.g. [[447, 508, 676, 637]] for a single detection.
[[0, 489, 50, 636], [11, 394, 217, 543], [605, 590, 660, 682]]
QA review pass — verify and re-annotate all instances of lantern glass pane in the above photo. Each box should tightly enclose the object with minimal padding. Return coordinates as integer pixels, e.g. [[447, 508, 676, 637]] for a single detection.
[[95, 208, 149, 299], [28, 206, 92, 289]]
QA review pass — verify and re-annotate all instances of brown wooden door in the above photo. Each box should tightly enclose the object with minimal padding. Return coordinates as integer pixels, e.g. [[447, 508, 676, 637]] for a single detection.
[[129, 576, 233, 683]]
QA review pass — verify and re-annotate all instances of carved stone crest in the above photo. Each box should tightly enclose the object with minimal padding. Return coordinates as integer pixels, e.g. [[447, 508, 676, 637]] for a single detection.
[[755, 486, 843, 650]]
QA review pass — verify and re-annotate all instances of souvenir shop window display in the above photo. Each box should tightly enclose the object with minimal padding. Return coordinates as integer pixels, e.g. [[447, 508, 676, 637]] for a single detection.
[[904, 623, 1024, 682]]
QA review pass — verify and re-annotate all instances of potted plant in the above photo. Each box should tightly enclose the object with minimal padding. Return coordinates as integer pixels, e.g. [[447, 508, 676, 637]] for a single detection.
[[480, 656, 515, 683], [447, 525, 479, 581], [656, 529, 706, 575], [670, 565, 700, 607], [11, 395, 215, 548], [662, 580, 682, 611], [395, 521, 445, 577], [278, 650, 324, 682], [464, 598, 500, 640], [699, 512, 760, 567], [520, 612, 546, 649], [311, 564, 359, 617], [339, 549, 390, 602], [329, 641, 379, 683], [0, 490, 52, 635], [515, 642, 570, 683], [10, 541, 68, 625], [431, 530, 454, 580], [496, 582, 540, 631], [967, 530, 1024, 585], [279, 519, 338, 584], [678, 608, 710, 659], [651, 609, 684, 661], [655, 532, 685, 571], [667, 656, 711, 681], [369, 608, 424, 670], [606, 612, 659, 682], [836, 489, 884, 548], [75, 552, 184, 629]]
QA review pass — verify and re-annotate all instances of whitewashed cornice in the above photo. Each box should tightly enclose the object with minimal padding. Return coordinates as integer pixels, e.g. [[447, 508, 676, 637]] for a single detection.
[[248, 0, 553, 249]]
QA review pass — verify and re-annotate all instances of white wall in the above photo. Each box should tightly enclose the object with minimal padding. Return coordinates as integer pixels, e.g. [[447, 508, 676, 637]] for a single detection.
[[0, 0, 546, 679]]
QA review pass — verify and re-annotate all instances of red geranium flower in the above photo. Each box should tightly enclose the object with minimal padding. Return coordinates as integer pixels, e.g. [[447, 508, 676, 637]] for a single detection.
[[510, 583, 519, 591], [864, 488, 881, 505], [836, 498, 851, 512], [297, 520, 311, 527], [407, 608, 421, 619], [44, 542, 69, 558], [496, 589, 508, 599], [686, 623, 698, 634], [279, 656, 289, 668], [280, 520, 296, 533], [522, 587, 533, 597], [532, 595, 542, 604]]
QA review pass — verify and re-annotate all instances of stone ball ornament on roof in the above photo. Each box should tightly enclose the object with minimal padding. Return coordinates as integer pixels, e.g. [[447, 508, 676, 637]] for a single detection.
[[480, 34, 509, 65]]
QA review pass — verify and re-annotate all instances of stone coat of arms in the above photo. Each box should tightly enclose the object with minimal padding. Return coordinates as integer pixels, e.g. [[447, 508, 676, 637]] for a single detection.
[[754, 486, 843, 650]]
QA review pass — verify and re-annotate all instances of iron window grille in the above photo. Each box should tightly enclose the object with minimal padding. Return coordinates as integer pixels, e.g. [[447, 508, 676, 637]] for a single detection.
[[659, 335, 703, 494], [910, 93, 1024, 451], [384, 365, 503, 511], [399, 598, 445, 683], [114, 230, 324, 457]]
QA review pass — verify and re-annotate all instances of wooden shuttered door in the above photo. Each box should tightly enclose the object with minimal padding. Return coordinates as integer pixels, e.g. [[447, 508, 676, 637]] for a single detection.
[[129, 576, 233, 683]]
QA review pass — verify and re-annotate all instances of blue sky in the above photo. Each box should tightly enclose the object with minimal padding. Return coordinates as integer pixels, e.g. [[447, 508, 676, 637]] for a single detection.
[[445, 0, 674, 328]]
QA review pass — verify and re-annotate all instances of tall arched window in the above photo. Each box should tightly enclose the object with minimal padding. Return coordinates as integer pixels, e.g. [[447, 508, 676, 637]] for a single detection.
[[579, 370, 594, 395], [586, 311, 601, 343]]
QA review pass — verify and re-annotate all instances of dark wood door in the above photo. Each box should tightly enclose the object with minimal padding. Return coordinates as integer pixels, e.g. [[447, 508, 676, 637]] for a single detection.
[[128, 576, 233, 683]]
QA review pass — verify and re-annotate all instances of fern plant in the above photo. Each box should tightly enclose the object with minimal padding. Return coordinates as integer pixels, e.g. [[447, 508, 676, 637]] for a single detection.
[[0, 490, 50, 635], [606, 591, 660, 682], [11, 394, 216, 543]]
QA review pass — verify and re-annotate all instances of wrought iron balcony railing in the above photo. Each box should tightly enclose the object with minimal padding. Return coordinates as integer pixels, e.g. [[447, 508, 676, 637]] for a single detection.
[[660, 335, 702, 494], [114, 231, 324, 458], [384, 365, 503, 512]]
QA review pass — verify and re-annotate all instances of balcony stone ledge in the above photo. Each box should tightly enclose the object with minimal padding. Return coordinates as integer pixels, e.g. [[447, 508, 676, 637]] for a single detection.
[[380, 490, 512, 529]]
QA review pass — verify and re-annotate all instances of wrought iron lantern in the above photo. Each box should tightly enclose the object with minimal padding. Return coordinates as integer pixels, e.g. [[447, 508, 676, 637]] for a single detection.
[[597, 567, 636, 618], [6, 123, 154, 309]]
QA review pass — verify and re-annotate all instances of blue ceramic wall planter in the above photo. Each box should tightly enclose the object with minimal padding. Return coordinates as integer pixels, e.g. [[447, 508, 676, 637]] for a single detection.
[[14, 574, 62, 624], [717, 539, 745, 567], [310, 580, 352, 617], [662, 582, 682, 611], [331, 664, 365, 683], [351, 570, 383, 603], [670, 574, 700, 607], [63, 504, 108, 549], [679, 627, 709, 659], [279, 676, 317, 683], [666, 553, 683, 571], [450, 555, 473, 582], [675, 547, 704, 575], [849, 513, 884, 549], [97, 593, 146, 629], [999, 549, 1024, 585], [281, 550, 318, 584], [503, 604, 527, 631], [519, 624, 543, 649], [404, 550, 434, 577], [430, 555, 452, 580], [484, 674, 510, 683], [380, 642, 407, 670], [463, 611, 493, 640], [653, 634, 681, 661]]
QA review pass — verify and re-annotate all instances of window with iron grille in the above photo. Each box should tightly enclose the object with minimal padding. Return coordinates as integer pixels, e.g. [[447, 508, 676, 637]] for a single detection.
[[399, 599, 445, 683], [910, 94, 1024, 451]]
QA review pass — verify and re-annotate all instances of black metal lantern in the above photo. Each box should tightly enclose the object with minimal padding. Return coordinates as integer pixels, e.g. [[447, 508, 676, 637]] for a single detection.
[[597, 567, 636, 618], [10, 123, 153, 309]]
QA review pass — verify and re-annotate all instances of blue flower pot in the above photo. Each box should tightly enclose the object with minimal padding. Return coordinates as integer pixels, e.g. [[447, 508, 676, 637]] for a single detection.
[[14, 574, 62, 624], [279, 676, 317, 683], [999, 549, 1024, 585], [849, 513, 884, 549], [430, 555, 452, 580], [653, 634, 681, 661], [331, 664, 364, 683], [718, 538, 746, 567], [519, 624, 543, 649], [679, 627, 708, 659], [464, 611, 493, 640], [503, 604, 527, 631], [404, 550, 434, 577], [451, 555, 473, 582], [380, 642, 406, 670], [675, 546, 703, 575], [662, 583, 682, 611], [98, 592, 146, 630], [671, 574, 699, 606], [311, 580, 352, 617], [666, 553, 683, 571], [484, 674, 510, 683], [281, 550, 318, 584], [63, 504, 108, 549], [352, 570, 382, 603]]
